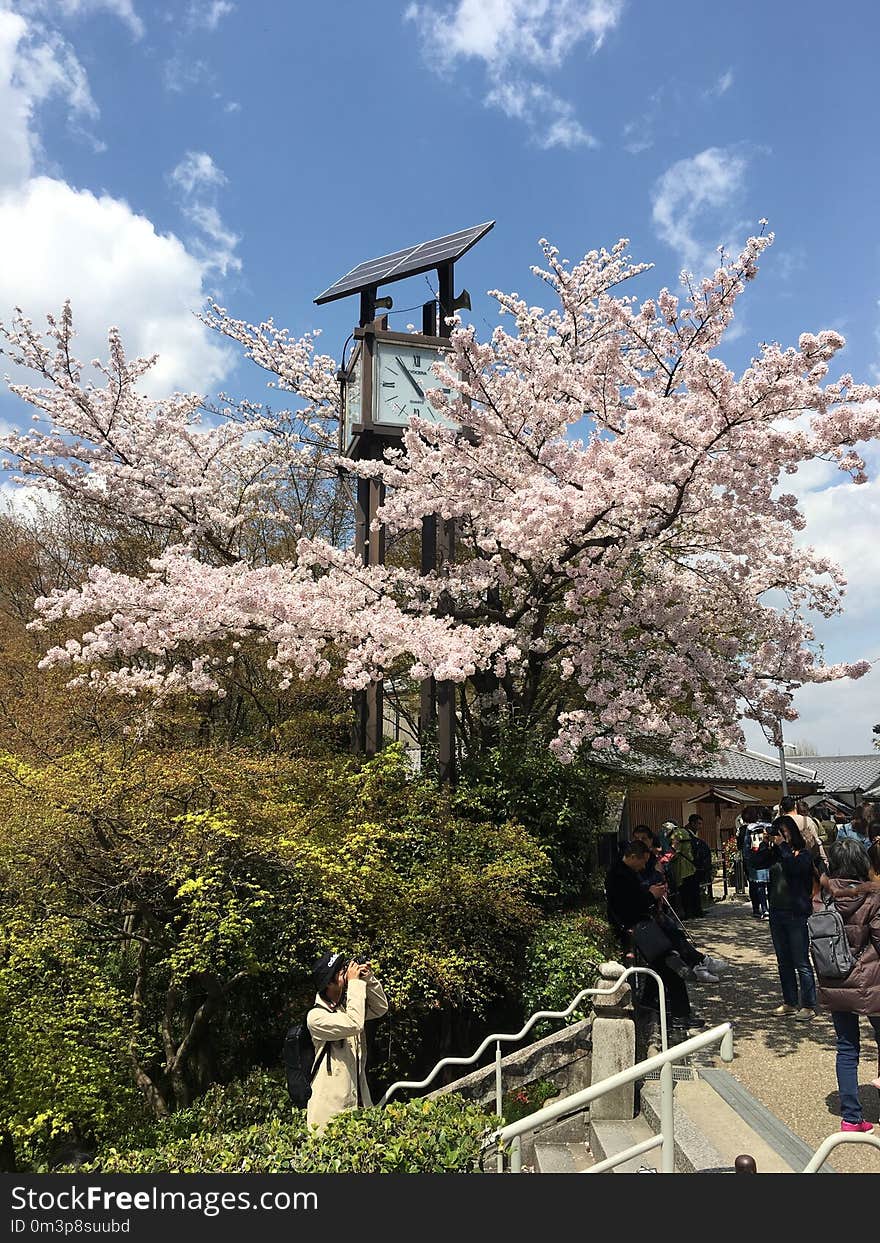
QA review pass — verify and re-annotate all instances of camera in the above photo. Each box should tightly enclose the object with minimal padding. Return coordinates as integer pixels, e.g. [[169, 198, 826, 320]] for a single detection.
[[351, 951, 371, 965]]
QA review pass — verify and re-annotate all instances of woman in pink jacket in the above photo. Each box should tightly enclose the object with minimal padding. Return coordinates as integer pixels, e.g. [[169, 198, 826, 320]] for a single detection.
[[817, 839, 880, 1132]]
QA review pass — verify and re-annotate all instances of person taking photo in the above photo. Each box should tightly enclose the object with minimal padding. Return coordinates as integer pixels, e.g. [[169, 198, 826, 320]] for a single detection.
[[306, 950, 388, 1133]]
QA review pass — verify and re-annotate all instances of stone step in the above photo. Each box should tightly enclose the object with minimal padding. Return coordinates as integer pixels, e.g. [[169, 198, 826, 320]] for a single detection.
[[639, 1071, 815, 1173], [533, 1141, 593, 1173], [588, 1115, 659, 1172], [697, 1067, 835, 1173]]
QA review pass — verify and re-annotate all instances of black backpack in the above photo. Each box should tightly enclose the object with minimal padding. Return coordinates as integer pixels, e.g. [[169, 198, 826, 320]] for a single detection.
[[807, 896, 858, 981], [283, 1010, 332, 1107]]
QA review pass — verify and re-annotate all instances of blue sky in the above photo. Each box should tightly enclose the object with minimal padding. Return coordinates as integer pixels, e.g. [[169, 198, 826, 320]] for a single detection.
[[0, 0, 878, 754]]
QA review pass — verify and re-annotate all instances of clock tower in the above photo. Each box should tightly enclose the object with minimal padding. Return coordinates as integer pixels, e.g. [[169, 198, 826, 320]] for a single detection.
[[314, 221, 495, 783]]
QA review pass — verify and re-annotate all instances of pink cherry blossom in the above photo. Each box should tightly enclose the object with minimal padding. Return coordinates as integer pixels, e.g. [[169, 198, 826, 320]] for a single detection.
[[3, 229, 879, 764]]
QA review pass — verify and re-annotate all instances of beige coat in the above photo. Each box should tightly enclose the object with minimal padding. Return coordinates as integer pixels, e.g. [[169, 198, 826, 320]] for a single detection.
[[306, 974, 389, 1133], [790, 812, 828, 864]]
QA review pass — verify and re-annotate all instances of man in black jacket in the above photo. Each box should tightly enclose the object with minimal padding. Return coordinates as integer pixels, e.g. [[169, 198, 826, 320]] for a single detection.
[[605, 840, 699, 1033]]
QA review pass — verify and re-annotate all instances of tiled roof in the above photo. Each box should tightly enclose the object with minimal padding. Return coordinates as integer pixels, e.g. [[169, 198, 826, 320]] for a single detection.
[[808, 755, 880, 795], [617, 747, 818, 787]]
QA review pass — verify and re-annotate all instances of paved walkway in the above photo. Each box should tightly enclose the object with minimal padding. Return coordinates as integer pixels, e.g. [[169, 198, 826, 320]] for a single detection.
[[686, 890, 880, 1173]]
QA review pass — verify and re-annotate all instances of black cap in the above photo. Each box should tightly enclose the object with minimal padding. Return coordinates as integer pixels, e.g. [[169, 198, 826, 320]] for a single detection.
[[311, 951, 345, 993]]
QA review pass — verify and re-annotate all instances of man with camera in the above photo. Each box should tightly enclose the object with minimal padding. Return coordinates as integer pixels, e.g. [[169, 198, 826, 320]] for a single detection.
[[306, 950, 389, 1133]]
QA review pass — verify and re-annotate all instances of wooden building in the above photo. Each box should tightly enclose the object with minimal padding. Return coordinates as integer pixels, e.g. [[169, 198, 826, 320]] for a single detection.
[[617, 748, 820, 851]]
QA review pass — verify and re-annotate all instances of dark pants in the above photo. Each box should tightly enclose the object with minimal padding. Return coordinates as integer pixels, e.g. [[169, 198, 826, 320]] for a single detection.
[[768, 910, 816, 1009], [748, 880, 768, 916], [642, 957, 691, 1021], [830, 1011, 880, 1123], [679, 874, 702, 919], [659, 919, 704, 969]]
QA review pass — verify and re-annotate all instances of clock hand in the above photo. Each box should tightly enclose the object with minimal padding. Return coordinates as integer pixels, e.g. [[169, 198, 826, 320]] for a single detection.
[[394, 356, 425, 400]]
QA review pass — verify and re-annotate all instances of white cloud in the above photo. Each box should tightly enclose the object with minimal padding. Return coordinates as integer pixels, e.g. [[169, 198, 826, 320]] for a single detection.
[[185, 0, 233, 31], [170, 150, 227, 196], [797, 472, 880, 623], [168, 150, 240, 279], [651, 145, 751, 276], [14, 0, 144, 40], [183, 202, 241, 278], [710, 68, 734, 97], [224, 99, 240, 113], [0, 7, 98, 187], [485, 78, 597, 148], [0, 6, 235, 401], [0, 177, 233, 394], [163, 54, 210, 93], [737, 463, 880, 752], [742, 663, 880, 756], [405, 0, 621, 147], [406, 0, 624, 71]]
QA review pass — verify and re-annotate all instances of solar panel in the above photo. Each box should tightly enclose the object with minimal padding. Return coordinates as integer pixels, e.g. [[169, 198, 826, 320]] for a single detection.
[[314, 220, 494, 305]]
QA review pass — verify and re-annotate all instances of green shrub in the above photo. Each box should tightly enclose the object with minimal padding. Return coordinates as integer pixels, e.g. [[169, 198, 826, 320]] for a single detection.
[[521, 908, 616, 1034], [456, 732, 613, 906], [0, 915, 148, 1170], [85, 1096, 496, 1174], [501, 1078, 558, 1125], [116, 1069, 293, 1153], [86, 1116, 309, 1174], [0, 742, 549, 1162]]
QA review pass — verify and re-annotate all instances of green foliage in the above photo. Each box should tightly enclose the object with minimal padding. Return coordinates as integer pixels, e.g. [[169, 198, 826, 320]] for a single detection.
[[85, 1116, 309, 1174], [501, 1078, 558, 1125], [521, 909, 616, 1035], [86, 1096, 495, 1174], [293, 1096, 497, 1173], [456, 730, 614, 906], [0, 915, 147, 1169], [0, 742, 549, 1165], [118, 1069, 293, 1152]]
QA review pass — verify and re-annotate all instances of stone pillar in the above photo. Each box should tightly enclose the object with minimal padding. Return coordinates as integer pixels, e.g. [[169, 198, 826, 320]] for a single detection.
[[589, 961, 636, 1121]]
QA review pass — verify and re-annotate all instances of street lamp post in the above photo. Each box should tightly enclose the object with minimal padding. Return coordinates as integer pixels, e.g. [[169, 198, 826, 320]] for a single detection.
[[776, 718, 789, 798]]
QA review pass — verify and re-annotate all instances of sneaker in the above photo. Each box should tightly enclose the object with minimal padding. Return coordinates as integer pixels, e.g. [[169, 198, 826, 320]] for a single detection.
[[704, 956, 728, 975], [693, 965, 720, 984], [761, 913, 770, 920], [774, 1004, 797, 1015], [840, 1120, 875, 1133], [794, 1008, 816, 1021]]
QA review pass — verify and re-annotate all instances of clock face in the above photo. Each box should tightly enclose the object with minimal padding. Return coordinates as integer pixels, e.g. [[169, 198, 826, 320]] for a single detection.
[[374, 340, 456, 429]]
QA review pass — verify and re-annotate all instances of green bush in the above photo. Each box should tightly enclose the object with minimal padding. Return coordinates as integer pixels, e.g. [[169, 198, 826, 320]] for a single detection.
[[501, 1078, 558, 1125], [456, 732, 612, 906], [0, 743, 547, 1165], [0, 915, 148, 1170], [116, 1069, 293, 1153], [85, 1096, 496, 1174], [521, 909, 616, 1034]]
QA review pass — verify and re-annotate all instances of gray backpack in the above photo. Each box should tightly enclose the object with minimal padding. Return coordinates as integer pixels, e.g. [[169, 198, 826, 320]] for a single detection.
[[807, 896, 858, 980]]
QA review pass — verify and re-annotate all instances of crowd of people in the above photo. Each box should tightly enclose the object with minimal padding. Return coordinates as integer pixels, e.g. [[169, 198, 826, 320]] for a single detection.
[[605, 796, 880, 1135], [294, 799, 879, 1140]]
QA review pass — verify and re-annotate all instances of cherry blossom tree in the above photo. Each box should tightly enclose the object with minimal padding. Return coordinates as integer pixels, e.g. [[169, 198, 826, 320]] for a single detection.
[[2, 228, 878, 764]]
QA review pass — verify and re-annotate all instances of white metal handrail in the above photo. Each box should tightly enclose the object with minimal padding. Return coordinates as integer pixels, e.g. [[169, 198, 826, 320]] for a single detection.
[[803, 1130, 880, 1172], [485, 1021, 734, 1174], [378, 964, 667, 1114]]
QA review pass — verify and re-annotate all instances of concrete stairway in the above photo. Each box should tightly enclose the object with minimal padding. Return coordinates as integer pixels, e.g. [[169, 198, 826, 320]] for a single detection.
[[538, 1066, 832, 1173]]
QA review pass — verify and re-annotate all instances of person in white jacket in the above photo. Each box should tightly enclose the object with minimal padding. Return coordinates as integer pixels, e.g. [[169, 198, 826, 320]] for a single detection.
[[306, 951, 389, 1134]]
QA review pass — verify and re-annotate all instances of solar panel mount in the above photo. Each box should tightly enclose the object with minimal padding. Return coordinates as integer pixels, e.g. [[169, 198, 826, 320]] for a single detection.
[[314, 220, 494, 305]]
